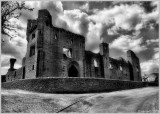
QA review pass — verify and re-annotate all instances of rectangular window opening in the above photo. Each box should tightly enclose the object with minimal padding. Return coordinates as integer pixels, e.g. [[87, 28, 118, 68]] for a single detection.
[[32, 33, 35, 39], [30, 45, 35, 57], [32, 65, 34, 70]]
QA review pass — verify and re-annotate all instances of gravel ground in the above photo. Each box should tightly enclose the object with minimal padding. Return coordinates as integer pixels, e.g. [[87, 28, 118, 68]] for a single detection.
[[1, 87, 159, 113]]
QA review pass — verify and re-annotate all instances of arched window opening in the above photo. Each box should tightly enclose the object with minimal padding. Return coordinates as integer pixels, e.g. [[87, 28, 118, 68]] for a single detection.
[[63, 47, 72, 58], [94, 59, 98, 67], [55, 34, 57, 40], [68, 65, 78, 77], [109, 63, 113, 69], [120, 66, 123, 71]]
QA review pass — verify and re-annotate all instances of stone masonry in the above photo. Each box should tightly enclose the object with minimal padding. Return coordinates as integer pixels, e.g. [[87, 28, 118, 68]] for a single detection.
[[3, 9, 142, 82]]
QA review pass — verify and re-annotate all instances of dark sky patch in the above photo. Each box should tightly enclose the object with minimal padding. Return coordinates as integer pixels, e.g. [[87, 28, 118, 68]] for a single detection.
[[62, 1, 86, 10], [88, 1, 113, 10], [140, 1, 157, 13]]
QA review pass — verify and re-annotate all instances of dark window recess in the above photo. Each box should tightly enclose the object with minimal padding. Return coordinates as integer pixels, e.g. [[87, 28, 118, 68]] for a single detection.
[[32, 65, 34, 70], [71, 39, 73, 44], [136, 66, 139, 72], [30, 45, 35, 57], [39, 30, 42, 35], [55, 34, 57, 39], [46, 21, 49, 26], [32, 33, 35, 39]]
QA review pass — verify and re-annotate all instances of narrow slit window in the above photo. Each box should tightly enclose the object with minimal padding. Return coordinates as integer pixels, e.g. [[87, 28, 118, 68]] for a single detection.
[[32, 33, 35, 39], [55, 34, 57, 40], [120, 66, 123, 71], [136, 66, 139, 72], [71, 39, 73, 44], [94, 59, 98, 67], [32, 65, 34, 70]]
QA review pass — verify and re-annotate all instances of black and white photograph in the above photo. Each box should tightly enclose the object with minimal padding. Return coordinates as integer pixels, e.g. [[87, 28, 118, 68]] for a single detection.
[[1, 0, 159, 113]]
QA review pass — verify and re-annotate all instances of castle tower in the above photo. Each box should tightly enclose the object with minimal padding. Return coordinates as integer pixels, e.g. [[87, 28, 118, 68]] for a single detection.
[[36, 9, 55, 77], [99, 43, 110, 79], [127, 50, 141, 81], [24, 9, 53, 78]]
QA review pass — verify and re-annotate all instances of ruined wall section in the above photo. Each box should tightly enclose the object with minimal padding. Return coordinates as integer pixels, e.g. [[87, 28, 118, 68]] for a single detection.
[[109, 57, 130, 81], [14, 67, 25, 80], [99, 43, 110, 79], [84, 51, 104, 78], [127, 50, 141, 81], [57, 28, 85, 77], [5, 71, 16, 82]]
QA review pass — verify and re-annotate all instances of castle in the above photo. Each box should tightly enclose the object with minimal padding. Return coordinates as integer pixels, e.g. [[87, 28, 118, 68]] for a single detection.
[[3, 9, 142, 82]]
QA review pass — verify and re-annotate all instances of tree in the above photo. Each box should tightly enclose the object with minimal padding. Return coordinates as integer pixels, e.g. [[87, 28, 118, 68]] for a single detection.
[[1, 1, 33, 38]]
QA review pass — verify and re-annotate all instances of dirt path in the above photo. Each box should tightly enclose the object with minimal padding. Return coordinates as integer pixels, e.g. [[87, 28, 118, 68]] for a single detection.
[[1, 87, 159, 113]]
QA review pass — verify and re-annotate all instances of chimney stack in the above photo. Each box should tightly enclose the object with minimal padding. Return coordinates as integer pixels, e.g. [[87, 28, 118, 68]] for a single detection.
[[10, 58, 16, 70]]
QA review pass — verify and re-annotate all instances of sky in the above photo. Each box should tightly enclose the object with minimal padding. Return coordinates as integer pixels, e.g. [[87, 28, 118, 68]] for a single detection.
[[1, 1, 159, 76]]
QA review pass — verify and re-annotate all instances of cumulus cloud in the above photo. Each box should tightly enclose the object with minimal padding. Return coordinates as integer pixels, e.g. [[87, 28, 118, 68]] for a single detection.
[[146, 39, 159, 45], [59, 9, 89, 36], [140, 38, 159, 75], [85, 22, 104, 52], [110, 35, 147, 53], [1, 35, 27, 59], [140, 51, 159, 75], [141, 60, 159, 75], [80, 3, 89, 12], [88, 4, 144, 31]]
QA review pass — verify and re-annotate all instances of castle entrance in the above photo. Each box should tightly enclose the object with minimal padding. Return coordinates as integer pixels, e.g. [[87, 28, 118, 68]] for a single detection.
[[68, 65, 78, 77], [68, 61, 79, 77]]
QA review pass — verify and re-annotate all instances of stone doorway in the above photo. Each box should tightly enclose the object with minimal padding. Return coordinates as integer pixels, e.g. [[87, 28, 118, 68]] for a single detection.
[[68, 65, 79, 77]]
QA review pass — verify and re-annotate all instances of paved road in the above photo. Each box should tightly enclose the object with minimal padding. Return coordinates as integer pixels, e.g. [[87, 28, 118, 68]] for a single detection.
[[1, 87, 159, 113]]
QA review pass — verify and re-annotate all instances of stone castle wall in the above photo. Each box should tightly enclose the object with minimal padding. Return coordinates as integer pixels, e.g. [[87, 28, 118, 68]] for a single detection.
[[4, 9, 141, 83], [109, 58, 130, 81], [2, 78, 145, 93]]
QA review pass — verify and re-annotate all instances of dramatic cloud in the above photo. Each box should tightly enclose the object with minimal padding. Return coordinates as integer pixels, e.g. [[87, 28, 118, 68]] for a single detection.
[[85, 22, 104, 52], [110, 35, 147, 53], [88, 4, 144, 31], [140, 54, 159, 76], [1, 1, 159, 76], [59, 9, 89, 36]]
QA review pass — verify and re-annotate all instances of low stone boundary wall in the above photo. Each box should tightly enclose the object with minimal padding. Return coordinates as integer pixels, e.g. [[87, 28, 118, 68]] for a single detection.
[[2, 77, 146, 93]]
